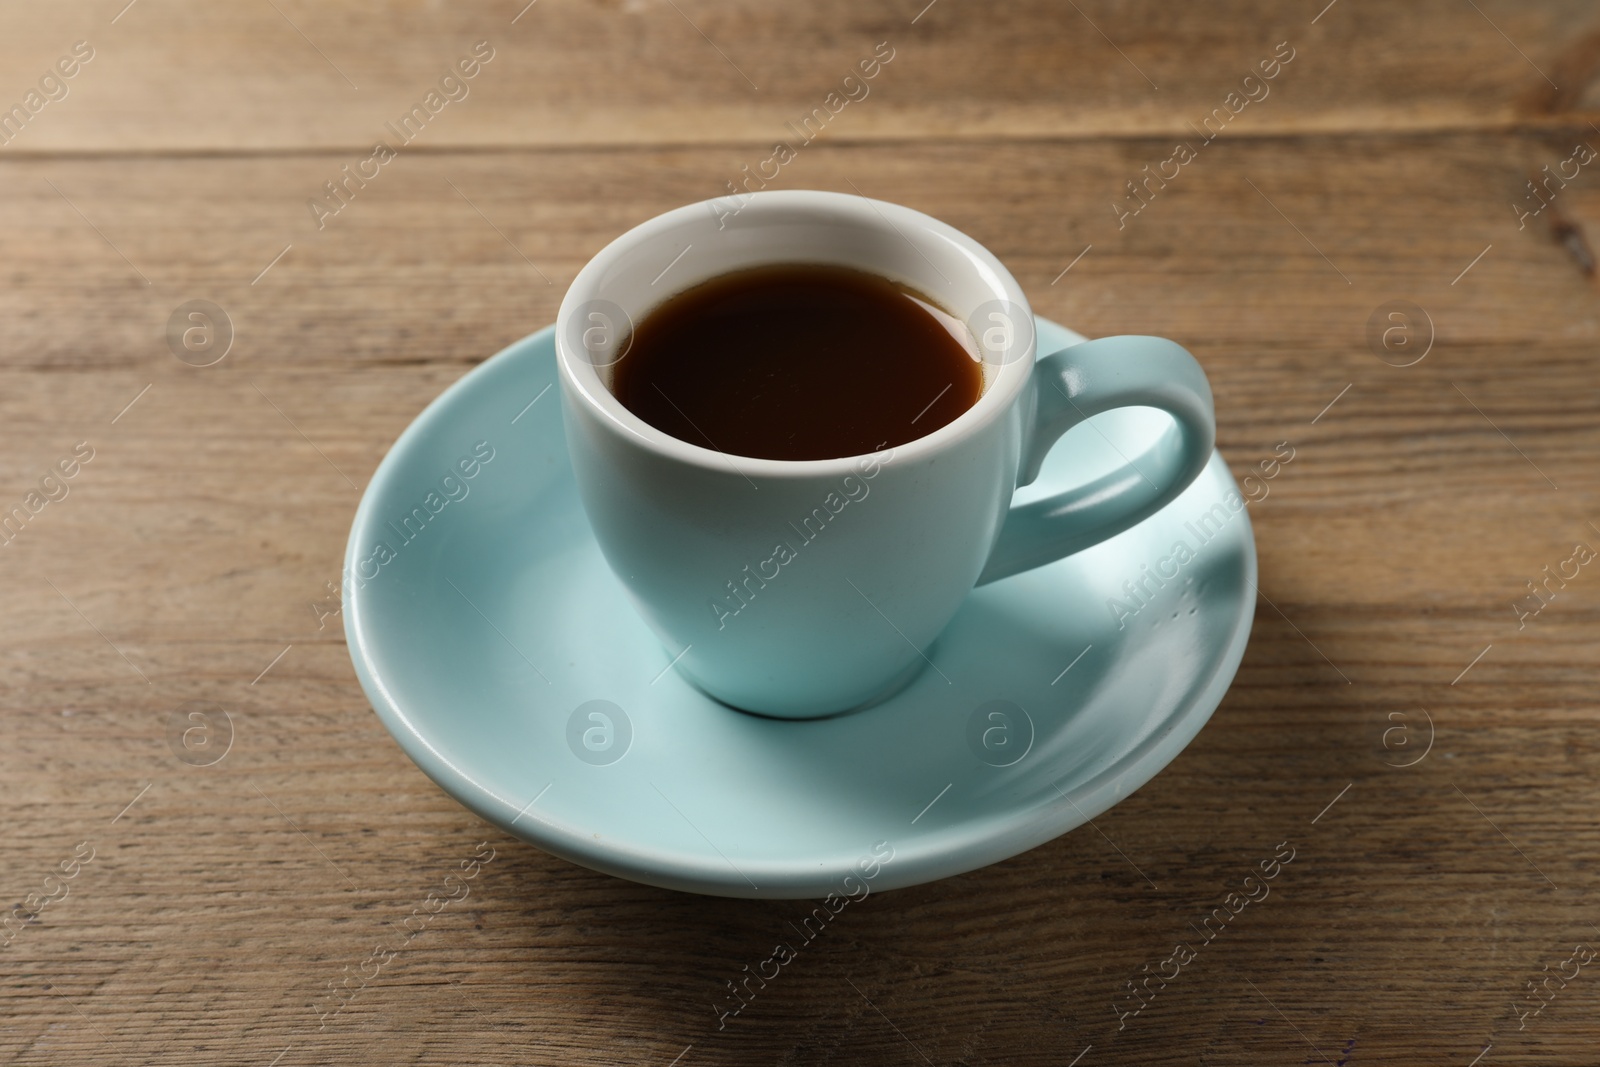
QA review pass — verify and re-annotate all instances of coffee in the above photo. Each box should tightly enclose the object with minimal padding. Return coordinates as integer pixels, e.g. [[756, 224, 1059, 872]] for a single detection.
[[609, 264, 984, 461]]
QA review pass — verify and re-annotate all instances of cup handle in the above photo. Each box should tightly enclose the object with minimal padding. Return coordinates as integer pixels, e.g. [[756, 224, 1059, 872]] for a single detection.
[[976, 335, 1216, 586]]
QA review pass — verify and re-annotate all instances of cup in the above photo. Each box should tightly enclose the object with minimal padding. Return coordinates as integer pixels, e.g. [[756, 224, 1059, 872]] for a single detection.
[[556, 190, 1214, 719]]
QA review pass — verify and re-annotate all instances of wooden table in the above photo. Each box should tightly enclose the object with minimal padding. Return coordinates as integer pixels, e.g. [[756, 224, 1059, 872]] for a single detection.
[[3, 2, 1598, 1064]]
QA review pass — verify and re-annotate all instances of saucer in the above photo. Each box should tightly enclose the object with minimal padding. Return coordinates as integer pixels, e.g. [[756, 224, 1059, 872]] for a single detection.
[[344, 318, 1256, 898]]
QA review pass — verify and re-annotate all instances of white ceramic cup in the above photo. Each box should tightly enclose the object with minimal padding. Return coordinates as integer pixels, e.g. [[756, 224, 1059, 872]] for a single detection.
[[557, 190, 1215, 718]]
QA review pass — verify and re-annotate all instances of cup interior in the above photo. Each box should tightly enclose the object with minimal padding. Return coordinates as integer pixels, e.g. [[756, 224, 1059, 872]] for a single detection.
[[557, 190, 1036, 467]]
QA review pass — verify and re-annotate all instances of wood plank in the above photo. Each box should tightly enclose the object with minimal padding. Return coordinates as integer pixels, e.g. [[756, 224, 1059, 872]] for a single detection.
[[1, 0, 1599, 154]]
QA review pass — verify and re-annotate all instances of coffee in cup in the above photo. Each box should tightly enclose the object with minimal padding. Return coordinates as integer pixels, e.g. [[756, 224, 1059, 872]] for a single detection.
[[610, 263, 983, 461]]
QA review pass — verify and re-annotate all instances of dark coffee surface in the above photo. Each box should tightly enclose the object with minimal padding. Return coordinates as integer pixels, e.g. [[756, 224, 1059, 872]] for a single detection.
[[610, 264, 984, 461]]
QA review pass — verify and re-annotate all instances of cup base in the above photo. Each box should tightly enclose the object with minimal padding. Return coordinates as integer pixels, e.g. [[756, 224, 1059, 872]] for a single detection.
[[676, 652, 931, 721]]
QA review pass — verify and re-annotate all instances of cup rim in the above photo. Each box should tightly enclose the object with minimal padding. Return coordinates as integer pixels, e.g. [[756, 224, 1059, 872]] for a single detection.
[[555, 189, 1036, 479]]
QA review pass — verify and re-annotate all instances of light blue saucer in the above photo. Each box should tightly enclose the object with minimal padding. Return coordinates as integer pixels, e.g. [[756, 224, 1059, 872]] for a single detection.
[[344, 318, 1256, 899]]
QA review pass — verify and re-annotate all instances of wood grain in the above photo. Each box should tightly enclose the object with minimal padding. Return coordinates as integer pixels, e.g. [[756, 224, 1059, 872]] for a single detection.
[[0, 1, 1599, 153], [3, 2, 1600, 1065]]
